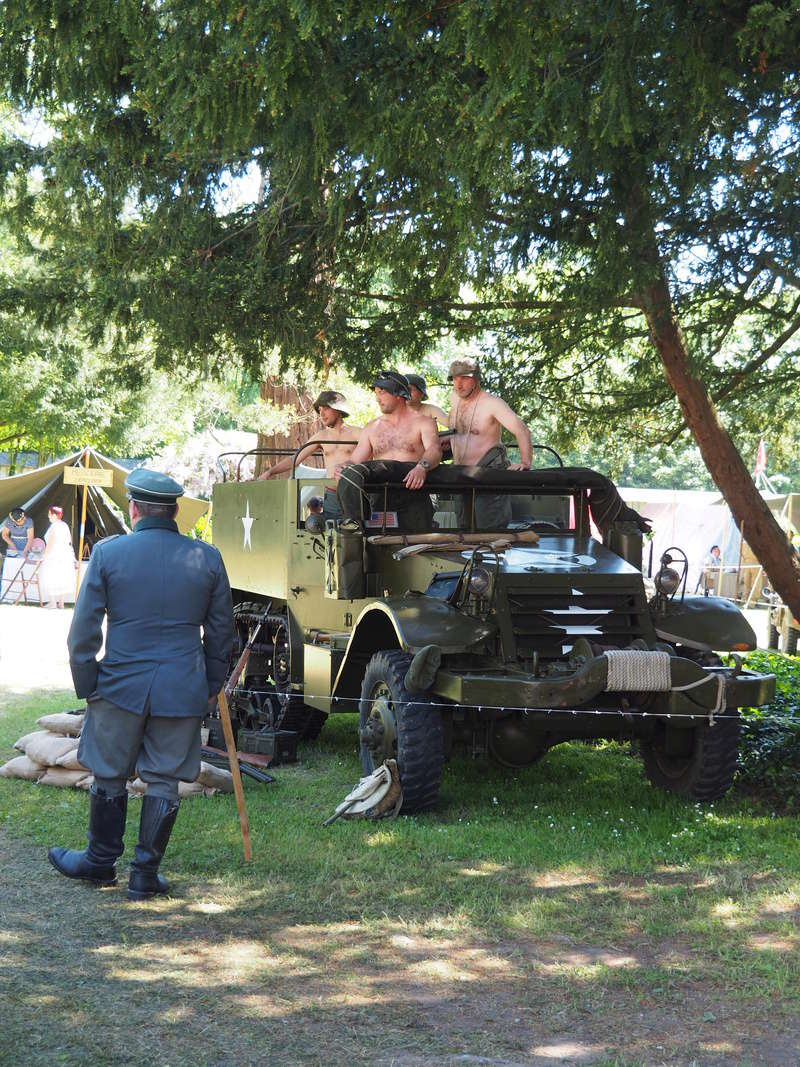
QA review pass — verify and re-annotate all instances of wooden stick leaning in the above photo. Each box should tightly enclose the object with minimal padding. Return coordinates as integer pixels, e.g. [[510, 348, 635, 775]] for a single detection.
[[216, 689, 253, 863]]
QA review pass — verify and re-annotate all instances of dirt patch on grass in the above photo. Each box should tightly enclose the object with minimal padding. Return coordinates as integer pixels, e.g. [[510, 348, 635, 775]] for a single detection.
[[2, 829, 799, 1067]]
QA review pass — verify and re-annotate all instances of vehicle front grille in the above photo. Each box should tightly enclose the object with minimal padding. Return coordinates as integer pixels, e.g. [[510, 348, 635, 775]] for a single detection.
[[504, 582, 652, 658]]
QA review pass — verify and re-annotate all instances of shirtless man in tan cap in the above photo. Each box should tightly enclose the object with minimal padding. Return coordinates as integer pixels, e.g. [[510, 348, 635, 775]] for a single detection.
[[447, 357, 532, 528], [448, 357, 532, 470]]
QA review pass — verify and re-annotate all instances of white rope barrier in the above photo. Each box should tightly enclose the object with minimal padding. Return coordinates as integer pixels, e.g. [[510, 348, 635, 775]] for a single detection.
[[227, 686, 796, 724]]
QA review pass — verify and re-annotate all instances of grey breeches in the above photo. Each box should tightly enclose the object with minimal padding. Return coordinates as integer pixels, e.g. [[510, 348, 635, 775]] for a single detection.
[[77, 696, 201, 801], [456, 444, 512, 529]]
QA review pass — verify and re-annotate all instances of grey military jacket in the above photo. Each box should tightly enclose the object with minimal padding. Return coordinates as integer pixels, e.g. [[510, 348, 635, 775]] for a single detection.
[[67, 517, 234, 717]]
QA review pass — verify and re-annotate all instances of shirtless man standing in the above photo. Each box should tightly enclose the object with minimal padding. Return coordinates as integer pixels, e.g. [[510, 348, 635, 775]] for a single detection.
[[448, 357, 532, 469], [337, 371, 442, 530], [258, 390, 360, 520], [406, 374, 448, 426], [448, 356, 532, 528]]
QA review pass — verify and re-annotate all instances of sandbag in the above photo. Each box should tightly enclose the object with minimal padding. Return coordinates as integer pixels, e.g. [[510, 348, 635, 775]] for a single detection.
[[127, 777, 208, 798], [55, 749, 90, 771], [36, 712, 84, 737], [0, 755, 46, 781], [38, 768, 91, 788], [14, 731, 42, 753], [24, 732, 79, 766], [196, 761, 234, 793], [178, 780, 204, 798]]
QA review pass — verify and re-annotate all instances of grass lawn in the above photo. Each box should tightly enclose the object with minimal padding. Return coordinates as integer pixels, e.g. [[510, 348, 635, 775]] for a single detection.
[[1, 677, 799, 1067]]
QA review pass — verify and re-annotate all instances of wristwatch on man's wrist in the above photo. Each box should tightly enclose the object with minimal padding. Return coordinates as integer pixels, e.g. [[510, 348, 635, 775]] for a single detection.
[[417, 459, 430, 470]]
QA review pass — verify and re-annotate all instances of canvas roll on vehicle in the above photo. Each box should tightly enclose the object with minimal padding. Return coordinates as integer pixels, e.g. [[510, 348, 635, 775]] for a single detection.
[[208, 449, 776, 812]]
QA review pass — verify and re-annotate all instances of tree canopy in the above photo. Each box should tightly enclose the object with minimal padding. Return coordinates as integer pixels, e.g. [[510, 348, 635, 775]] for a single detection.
[[1, 0, 798, 609]]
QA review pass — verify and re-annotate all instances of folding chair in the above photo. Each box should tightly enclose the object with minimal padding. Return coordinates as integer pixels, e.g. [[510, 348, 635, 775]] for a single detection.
[[0, 556, 43, 605]]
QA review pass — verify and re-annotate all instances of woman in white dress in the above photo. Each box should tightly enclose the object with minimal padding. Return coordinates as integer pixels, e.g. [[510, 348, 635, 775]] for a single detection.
[[39, 506, 77, 609]]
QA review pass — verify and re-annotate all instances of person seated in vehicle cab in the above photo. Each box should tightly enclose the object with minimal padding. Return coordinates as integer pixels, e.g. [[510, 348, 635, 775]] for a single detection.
[[256, 390, 360, 521], [337, 371, 442, 532]]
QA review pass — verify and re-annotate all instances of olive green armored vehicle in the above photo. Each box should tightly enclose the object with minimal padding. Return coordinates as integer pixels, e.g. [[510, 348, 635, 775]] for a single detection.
[[210, 455, 775, 811]]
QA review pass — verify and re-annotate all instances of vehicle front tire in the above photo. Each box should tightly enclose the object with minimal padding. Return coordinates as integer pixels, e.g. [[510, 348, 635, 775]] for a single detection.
[[359, 650, 443, 813], [640, 714, 740, 801]]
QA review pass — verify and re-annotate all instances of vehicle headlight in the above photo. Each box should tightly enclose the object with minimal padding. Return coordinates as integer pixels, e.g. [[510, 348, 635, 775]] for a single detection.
[[655, 564, 682, 597], [469, 565, 492, 597]]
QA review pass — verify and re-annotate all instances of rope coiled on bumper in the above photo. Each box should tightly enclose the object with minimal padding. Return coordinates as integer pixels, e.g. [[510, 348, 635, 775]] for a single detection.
[[604, 649, 727, 725], [604, 649, 672, 692]]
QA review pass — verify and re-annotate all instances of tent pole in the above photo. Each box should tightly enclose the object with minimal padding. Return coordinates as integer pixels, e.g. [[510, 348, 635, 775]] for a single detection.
[[74, 449, 90, 603]]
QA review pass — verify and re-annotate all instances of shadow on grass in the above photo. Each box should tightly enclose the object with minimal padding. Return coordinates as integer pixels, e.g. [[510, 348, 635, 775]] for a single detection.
[[2, 693, 800, 1065], [3, 824, 800, 1067]]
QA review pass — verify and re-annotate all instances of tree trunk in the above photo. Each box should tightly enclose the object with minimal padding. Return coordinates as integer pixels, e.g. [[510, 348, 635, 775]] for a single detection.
[[255, 378, 322, 478], [636, 258, 800, 621]]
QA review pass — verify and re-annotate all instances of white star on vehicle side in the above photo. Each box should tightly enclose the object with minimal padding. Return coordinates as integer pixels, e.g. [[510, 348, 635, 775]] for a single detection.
[[241, 500, 255, 549]]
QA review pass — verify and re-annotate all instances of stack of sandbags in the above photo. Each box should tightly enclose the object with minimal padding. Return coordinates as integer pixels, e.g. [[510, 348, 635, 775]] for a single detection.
[[1, 712, 234, 798], [0, 711, 89, 788]]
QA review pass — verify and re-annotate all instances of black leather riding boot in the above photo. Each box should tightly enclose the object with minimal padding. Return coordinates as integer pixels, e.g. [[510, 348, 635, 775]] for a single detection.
[[49, 787, 128, 886], [127, 795, 180, 901]]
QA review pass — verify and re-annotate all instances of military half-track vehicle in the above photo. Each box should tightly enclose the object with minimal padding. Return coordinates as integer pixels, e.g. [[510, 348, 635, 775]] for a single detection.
[[767, 600, 799, 655], [210, 457, 775, 812]]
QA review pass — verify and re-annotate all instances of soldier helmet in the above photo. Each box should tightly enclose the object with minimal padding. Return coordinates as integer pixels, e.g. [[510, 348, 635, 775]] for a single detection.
[[313, 389, 350, 416], [125, 468, 185, 505], [405, 373, 428, 399], [448, 356, 480, 380], [371, 370, 411, 400]]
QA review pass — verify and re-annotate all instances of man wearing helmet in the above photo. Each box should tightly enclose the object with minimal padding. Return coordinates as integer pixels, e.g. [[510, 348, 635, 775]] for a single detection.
[[337, 371, 442, 530], [257, 390, 360, 520], [406, 373, 448, 426], [258, 390, 360, 480]]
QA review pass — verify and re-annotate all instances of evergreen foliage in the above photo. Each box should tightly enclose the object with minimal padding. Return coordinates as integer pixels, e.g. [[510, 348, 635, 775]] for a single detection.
[[1, 4, 799, 612], [0, 3, 796, 439]]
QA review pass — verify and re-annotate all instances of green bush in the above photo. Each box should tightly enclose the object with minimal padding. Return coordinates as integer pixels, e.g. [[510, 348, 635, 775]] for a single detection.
[[737, 649, 800, 809]]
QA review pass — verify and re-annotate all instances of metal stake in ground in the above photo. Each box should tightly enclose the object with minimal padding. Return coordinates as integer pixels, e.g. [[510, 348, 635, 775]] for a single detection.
[[216, 689, 253, 862]]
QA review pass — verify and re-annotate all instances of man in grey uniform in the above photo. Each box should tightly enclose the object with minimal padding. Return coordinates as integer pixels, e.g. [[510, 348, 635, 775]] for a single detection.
[[49, 469, 234, 900]]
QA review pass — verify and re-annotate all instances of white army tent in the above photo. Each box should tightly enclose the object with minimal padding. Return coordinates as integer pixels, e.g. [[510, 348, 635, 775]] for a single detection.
[[709, 490, 800, 604], [0, 446, 209, 552]]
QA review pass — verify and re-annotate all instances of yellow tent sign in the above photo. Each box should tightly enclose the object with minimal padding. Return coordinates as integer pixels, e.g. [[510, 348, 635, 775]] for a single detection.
[[63, 467, 115, 487]]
